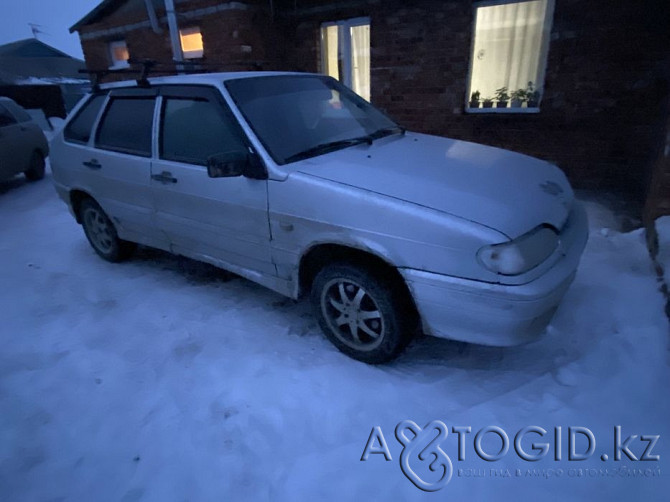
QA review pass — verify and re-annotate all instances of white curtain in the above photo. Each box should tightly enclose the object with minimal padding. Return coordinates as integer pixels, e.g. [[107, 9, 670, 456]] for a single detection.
[[320, 20, 371, 101], [350, 24, 371, 101], [469, 0, 548, 102], [321, 25, 340, 81]]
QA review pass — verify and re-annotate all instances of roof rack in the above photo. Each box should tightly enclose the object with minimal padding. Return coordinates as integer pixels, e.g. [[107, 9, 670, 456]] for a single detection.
[[79, 59, 269, 91], [78, 59, 214, 91]]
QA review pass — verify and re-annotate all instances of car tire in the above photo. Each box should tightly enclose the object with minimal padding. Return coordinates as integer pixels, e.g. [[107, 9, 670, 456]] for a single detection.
[[311, 263, 414, 364], [80, 198, 135, 262], [24, 151, 45, 181]]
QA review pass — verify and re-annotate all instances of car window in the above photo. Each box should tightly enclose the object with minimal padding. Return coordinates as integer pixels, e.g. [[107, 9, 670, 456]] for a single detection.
[[160, 97, 247, 166], [64, 95, 106, 144], [225, 75, 397, 165], [1, 100, 31, 123], [0, 104, 17, 128], [96, 97, 155, 157]]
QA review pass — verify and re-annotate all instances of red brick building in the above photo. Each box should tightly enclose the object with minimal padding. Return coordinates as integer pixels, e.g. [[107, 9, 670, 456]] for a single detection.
[[71, 0, 670, 222]]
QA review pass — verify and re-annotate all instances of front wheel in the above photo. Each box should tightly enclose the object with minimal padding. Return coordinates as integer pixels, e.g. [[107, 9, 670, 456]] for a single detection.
[[311, 263, 414, 364], [80, 198, 135, 262]]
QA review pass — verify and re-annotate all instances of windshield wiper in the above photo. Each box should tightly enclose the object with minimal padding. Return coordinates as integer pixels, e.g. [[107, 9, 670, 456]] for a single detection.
[[369, 125, 406, 140], [283, 126, 405, 164], [284, 136, 373, 163]]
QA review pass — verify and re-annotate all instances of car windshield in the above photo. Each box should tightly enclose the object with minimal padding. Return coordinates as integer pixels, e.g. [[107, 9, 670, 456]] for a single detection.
[[225, 75, 400, 165]]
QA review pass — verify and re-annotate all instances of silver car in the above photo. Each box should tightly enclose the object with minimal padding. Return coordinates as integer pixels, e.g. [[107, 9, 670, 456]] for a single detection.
[[50, 72, 588, 363], [0, 97, 48, 182]]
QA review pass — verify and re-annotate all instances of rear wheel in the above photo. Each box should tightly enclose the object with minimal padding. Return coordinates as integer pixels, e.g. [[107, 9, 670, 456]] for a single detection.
[[80, 198, 135, 262], [311, 263, 414, 364], [24, 151, 45, 181]]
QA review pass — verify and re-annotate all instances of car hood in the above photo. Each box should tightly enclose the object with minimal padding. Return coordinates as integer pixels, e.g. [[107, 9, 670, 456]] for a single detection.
[[293, 132, 574, 238]]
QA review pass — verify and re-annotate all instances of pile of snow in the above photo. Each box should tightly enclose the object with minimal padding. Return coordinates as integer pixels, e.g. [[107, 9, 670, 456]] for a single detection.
[[0, 174, 668, 500]]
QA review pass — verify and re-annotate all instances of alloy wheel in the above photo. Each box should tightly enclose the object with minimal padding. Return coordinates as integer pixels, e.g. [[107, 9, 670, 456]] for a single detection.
[[320, 278, 385, 351]]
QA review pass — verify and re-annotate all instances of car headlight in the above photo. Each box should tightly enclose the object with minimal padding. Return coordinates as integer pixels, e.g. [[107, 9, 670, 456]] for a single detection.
[[477, 226, 559, 276]]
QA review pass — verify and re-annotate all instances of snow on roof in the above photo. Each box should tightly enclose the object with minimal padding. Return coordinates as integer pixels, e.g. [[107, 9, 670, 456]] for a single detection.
[[0, 38, 74, 59], [94, 70, 313, 90], [0, 40, 86, 85], [14, 77, 91, 86]]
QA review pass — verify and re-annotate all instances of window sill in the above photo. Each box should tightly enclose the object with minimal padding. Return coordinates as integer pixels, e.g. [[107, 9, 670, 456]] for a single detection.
[[108, 62, 130, 70], [465, 107, 540, 114]]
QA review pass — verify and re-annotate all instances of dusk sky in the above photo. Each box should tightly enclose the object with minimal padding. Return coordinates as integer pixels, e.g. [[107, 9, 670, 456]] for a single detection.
[[0, 0, 102, 59]]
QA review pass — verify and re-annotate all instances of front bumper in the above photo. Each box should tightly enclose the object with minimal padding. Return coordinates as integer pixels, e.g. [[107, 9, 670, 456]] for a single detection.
[[400, 203, 588, 346]]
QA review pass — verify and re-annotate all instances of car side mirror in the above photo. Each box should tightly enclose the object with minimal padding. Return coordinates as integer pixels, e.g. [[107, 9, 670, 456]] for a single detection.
[[206, 151, 247, 178], [206, 150, 267, 180]]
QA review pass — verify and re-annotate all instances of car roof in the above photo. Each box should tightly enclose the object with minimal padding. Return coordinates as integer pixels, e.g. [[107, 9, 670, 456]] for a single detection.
[[97, 71, 317, 91]]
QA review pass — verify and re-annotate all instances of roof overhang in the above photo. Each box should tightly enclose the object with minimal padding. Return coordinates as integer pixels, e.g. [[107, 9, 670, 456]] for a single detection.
[[70, 0, 129, 33]]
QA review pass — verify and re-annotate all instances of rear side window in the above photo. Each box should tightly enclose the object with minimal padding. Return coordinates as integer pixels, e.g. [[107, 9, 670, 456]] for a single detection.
[[160, 98, 247, 165], [1, 100, 31, 123], [0, 104, 17, 128], [96, 97, 155, 157], [64, 95, 106, 144]]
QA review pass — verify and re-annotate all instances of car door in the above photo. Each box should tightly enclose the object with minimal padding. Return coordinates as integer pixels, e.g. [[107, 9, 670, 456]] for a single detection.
[[82, 88, 167, 247], [150, 85, 273, 275], [0, 103, 27, 179]]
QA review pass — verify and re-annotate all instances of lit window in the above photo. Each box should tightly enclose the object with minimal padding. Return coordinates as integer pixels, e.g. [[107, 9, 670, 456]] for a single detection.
[[180, 27, 204, 59], [108, 40, 129, 69], [467, 0, 554, 111], [320, 18, 370, 102]]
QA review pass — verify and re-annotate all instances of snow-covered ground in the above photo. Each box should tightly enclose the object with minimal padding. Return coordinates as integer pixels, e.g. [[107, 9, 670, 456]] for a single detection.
[[1, 172, 668, 501]]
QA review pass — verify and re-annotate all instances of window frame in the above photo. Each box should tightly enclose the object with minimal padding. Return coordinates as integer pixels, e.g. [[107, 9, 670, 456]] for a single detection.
[[465, 0, 555, 114], [63, 93, 108, 146], [94, 90, 158, 158], [179, 26, 204, 60], [0, 103, 18, 128], [108, 39, 130, 69], [320, 17, 371, 99], [156, 85, 253, 168]]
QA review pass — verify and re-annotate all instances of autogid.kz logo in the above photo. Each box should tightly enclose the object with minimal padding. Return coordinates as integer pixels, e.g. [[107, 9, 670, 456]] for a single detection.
[[360, 422, 661, 492], [394, 420, 453, 491]]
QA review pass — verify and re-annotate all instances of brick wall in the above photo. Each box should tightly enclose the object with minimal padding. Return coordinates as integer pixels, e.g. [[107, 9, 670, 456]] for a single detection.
[[279, 0, 670, 204], [75, 0, 670, 211], [78, 0, 286, 79]]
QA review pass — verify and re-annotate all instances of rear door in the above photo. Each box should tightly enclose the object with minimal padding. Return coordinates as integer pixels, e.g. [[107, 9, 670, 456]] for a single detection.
[[88, 88, 167, 247], [150, 85, 273, 274]]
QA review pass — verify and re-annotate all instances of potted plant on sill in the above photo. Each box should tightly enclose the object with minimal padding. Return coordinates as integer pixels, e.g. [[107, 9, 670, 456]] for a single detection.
[[510, 88, 527, 108], [482, 97, 494, 108], [495, 87, 510, 108], [469, 90, 481, 108], [526, 81, 541, 108]]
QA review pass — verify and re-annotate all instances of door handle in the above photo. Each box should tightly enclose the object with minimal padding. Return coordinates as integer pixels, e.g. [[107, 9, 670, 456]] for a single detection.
[[83, 159, 101, 169], [151, 171, 178, 184]]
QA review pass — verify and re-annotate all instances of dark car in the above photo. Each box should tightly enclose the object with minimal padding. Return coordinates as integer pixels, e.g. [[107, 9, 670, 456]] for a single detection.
[[0, 97, 49, 182]]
